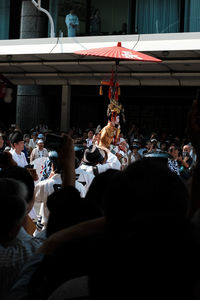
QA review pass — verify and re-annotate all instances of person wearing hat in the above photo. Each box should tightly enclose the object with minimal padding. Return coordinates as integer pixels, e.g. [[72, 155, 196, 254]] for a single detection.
[[128, 144, 142, 165], [30, 139, 49, 163], [149, 138, 160, 153], [98, 96, 124, 150], [115, 138, 129, 169], [78, 145, 121, 192], [37, 133, 45, 140], [10, 130, 28, 168]]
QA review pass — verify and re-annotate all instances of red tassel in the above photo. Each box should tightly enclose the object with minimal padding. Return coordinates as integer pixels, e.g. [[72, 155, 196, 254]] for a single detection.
[[118, 87, 121, 96], [111, 111, 113, 122], [99, 85, 103, 95]]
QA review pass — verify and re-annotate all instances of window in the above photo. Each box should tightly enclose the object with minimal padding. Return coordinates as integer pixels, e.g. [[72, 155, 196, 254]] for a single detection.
[[0, 0, 10, 40], [90, 0, 129, 35], [184, 0, 200, 32], [136, 0, 181, 34], [49, 0, 129, 37], [49, 0, 88, 37]]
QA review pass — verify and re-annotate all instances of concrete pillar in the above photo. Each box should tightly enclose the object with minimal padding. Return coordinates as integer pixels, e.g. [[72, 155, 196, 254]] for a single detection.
[[20, 0, 47, 38], [16, 0, 48, 131], [16, 85, 47, 130], [60, 85, 71, 132]]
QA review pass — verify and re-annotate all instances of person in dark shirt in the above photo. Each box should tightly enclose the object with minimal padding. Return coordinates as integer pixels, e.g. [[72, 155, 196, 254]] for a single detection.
[[178, 144, 194, 180], [0, 133, 5, 152]]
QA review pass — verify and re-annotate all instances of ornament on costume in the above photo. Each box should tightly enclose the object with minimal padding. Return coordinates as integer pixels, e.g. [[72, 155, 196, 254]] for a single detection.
[[98, 70, 125, 148], [99, 70, 124, 121]]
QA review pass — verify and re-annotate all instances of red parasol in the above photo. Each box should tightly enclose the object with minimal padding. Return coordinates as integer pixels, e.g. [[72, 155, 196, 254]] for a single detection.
[[74, 42, 161, 62], [75, 42, 161, 101], [74, 42, 162, 136]]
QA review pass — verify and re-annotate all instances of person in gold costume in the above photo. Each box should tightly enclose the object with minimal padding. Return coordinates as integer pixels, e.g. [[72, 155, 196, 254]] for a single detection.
[[98, 73, 125, 150], [98, 100, 121, 150]]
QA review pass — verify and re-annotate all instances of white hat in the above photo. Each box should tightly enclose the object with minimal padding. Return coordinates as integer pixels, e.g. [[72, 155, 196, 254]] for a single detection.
[[37, 139, 44, 144]]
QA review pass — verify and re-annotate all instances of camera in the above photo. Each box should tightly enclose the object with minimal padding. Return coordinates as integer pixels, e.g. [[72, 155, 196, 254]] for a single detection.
[[45, 134, 65, 150]]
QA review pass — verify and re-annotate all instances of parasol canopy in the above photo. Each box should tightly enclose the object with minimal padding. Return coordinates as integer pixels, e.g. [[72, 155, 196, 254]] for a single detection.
[[74, 42, 162, 62]]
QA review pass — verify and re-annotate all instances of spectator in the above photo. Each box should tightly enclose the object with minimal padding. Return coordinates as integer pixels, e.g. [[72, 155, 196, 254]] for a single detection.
[[30, 139, 49, 163], [35, 119, 48, 134], [115, 138, 129, 169], [0, 133, 5, 152], [6, 136, 102, 300], [79, 145, 120, 185], [90, 8, 101, 35], [128, 143, 141, 164], [23, 134, 31, 158], [138, 138, 148, 157], [0, 151, 17, 170], [37, 133, 45, 142], [28, 132, 37, 153], [0, 177, 45, 299], [168, 145, 180, 175], [65, 8, 79, 37], [12, 152, 200, 300], [149, 138, 159, 152], [160, 140, 169, 152], [178, 144, 194, 181], [0, 166, 40, 235], [86, 130, 94, 148], [10, 131, 28, 168], [34, 150, 86, 232]]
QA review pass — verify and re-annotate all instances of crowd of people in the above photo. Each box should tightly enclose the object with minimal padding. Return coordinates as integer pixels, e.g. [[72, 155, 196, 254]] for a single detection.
[[0, 99, 200, 299]]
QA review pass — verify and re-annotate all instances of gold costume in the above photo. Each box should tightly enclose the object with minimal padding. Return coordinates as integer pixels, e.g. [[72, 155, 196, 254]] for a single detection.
[[99, 122, 116, 149]]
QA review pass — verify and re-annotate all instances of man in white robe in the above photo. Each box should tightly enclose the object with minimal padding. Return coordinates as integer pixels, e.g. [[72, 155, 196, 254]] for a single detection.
[[10, 131, 28, 168]]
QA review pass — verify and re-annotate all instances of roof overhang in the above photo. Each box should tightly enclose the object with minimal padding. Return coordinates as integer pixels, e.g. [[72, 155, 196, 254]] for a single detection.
[[1, 32, 200, 86]]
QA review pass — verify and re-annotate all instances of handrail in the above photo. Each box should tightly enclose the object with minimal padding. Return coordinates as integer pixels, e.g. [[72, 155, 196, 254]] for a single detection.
[[32, 0, 55, 38]]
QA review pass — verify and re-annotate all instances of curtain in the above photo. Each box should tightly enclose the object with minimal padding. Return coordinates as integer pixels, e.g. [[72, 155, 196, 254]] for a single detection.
[[184, 0, 200, 32], [136, 0, 181, 34], [0, 0, 10, 40]]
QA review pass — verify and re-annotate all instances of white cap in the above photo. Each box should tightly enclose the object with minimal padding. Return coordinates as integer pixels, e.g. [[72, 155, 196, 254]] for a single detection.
[[37, 139, 44, 144]]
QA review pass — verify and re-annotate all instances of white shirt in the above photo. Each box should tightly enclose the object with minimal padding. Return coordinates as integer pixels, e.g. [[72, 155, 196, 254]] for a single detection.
[[12, 150, 28, 168], [30, 147, 49, 163], [76, 167, 95, 194], [29, 139, 37, 150], [79, 151, 121, 191], [34, 173, 62, 226], [99, 151, 121, 172], [35, 173, 85, 226]]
